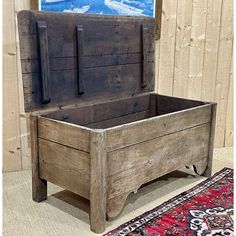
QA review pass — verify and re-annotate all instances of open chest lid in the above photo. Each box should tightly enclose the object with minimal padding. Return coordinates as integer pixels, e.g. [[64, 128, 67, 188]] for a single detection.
[[18, 11, 155, 112]]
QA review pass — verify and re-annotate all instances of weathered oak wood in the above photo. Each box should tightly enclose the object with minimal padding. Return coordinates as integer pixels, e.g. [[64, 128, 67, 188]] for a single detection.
[[76, 25, 84, 95], [39, 138, 90, 199], [90, 130, 107, 233], [30, 115, 47, 202], [36, 21, 51, 104], [38, 117, 90, 152], [193, 158, 208, 175], [18, 11, 155, 112], [44, 94, 150, 126], [107, 123, 210, 199], [203, 103, 217, 177], [106, 103, 211, 151]]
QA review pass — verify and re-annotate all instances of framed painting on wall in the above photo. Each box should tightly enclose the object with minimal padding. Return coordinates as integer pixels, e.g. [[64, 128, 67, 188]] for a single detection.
[[38, 0, 156, 17]]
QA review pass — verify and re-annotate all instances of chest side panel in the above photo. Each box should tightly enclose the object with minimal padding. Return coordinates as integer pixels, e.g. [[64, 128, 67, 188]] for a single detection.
[[18, 11, 155, 112]]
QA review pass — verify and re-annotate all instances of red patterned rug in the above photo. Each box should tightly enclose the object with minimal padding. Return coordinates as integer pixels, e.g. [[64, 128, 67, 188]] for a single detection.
[[104, 168, 234, 236]]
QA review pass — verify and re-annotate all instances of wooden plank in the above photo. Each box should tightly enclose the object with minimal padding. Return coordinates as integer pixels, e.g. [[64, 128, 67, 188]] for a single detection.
[[39, 138, 90, 199], [76, 25, 84, 95], [225, 56, 233, 147], [18, 11, 155, 58], [157, 94, 205, 114], [30, 0, 38, 10], [157, 0, 178, 95], [141, 24, 149, 88], [38, 117, 90, 152], [87, 110, 150, 129], [3, 0, 22, 171], [90, 131, 107, 233], [204, 103, 217, 176], [36, 21, 51, 104], [172, 0, 193, 97], [30, 115, 47, 202], [21, 62, 154, 112], [155, 0, 163, 40], [187, 0, 208, 100], [15, 0, 32, 170], [106, 104, 212, 151], [201, 0, 222, 101], [44, 94, 150, 125], [20, 53, 154, 74], [214, 0, 233, 147], [107, 123, 210, 199]]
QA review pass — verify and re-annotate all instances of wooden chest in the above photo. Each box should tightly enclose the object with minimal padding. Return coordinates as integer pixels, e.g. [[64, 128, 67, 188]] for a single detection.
[[18, 11, 216, 233]]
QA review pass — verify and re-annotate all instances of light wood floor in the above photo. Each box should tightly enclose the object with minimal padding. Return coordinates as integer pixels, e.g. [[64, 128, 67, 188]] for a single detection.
[[3, 147, 233, 236]]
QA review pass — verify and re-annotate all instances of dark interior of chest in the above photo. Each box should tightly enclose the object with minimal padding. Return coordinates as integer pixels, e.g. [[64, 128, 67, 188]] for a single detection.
[[43, 94, 206, 129]]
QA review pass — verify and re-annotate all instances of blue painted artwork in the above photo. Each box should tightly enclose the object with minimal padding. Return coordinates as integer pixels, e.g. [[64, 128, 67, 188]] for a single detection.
[[39, 0, 155, 17]]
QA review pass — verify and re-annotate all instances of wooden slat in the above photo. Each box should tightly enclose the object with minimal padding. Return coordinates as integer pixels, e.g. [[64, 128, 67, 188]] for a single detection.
[[44, 94, 150, 125], [20, 53, 154, 74], [90, 131, 107, 233], [106, 103, 212, 151], [141, 24, 149, 88], [107, 123, 210, 199], [3, 0, 22, 171], [30, 116, 47, 202], [172, 0, 193, 97], [157, 0, 178, 95], [76, 25, 84, 95], [201, 0, 222, 101], [155, 0, 163, 39], [225, 56, 233, 147], [187, 0, 208, 100], [157, 94, 205, 114], [15, 0, 32, 170], [214, 0, 233, 147], [38, 117, 90, 152], [36, 21, 51, 104], [21, 62, 154, 112], [39, 138, 90, 199], [87, 110, 150, 129]]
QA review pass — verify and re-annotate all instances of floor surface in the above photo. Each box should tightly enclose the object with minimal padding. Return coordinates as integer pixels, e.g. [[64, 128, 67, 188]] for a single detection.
[[3, 147, 233, 236]]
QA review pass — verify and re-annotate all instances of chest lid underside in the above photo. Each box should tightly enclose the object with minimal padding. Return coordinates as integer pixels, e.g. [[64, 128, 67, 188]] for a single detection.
[[18, 11, 155, 112]]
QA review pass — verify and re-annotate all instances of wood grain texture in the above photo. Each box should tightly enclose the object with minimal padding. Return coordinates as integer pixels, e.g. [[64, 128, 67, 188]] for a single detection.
[[107, 123, 210, 199], [44, 94, 150, 126], [173, 0, 193, 97], [156, 0, 233, 148], [38, 117, 90, 152], [214, 0, 233, 147], [187, 0, 208, 100], [203, 103, 217, 177], [157, 0, 178, 95], [201, 0, 222, 102], [3, 0, 22, 171], [39, 138, 90, 199], [225, 57, 233, 147], [17, 11, 155, 112], [30, 115, 47, 202], [15, 0, 32, 170], [106, 101, 211, 151], [90, 131, 107, 233]]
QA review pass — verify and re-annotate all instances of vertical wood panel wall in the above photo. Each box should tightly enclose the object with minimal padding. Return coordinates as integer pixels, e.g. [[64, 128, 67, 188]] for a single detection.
[[157, 0, 233, 148], [3, 0, 233, 171]]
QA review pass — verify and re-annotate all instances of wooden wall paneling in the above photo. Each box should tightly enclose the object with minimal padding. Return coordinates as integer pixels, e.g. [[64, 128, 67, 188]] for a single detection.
[[15, 0, 31, 169], [187, 0, 208, 100], [214, 0, 233, 147], [3, 0, 22, 171], [157, 0, 178, 95], [224, 53, 233, 147], [201, 0, 222, 101], [172, 0, 193, 97]]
